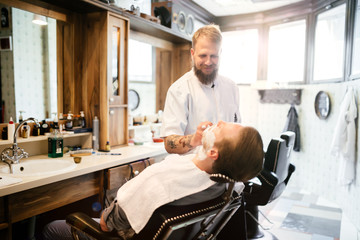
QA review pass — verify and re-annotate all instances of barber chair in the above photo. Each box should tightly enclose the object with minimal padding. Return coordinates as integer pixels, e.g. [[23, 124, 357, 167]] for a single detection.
[[243, 131, 296, 240], [66, 174, 244, 240]]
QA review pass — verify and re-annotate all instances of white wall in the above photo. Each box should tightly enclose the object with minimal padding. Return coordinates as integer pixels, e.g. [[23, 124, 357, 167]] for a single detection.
[[239, 79, 360, 232]]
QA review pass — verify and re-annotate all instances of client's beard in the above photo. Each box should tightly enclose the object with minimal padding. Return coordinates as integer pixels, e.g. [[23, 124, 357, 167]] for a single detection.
[[194, 65, 218, 85]]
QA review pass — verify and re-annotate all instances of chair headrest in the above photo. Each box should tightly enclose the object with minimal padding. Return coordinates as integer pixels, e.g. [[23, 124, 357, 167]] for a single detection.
[[210, 173, 236, 183], [280, 131, 295, 148], [264, 131, 295, 181]]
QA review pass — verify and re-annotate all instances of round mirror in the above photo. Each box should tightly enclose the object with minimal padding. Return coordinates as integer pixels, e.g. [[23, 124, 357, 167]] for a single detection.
[[128, 89, 140, 111], [314, 91, 331, 119]]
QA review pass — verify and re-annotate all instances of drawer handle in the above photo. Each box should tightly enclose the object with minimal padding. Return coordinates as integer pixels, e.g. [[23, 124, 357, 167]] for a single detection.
[[134, 170, 139, 176]]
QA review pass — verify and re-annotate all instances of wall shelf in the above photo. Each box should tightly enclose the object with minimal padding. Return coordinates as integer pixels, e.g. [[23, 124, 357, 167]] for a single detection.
[[128, 123, 161, 131], [0, 132, 91, 146], [39, 0, 192, 44], [258, 89, 302, 105]]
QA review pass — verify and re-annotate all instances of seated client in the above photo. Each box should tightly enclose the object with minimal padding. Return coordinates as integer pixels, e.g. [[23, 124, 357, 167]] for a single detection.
[[42, 121, 264, 240]]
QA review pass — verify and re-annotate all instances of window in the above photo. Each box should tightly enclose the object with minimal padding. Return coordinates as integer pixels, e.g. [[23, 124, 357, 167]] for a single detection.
[[313, 4, 346, 81], [351, 1, 360, 77], [220, 29, 258, 84], [267, 19, 306, 83]]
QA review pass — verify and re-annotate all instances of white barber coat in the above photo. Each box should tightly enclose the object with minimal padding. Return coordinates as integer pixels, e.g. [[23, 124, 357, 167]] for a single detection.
[[160, 69, 240, 138], [331, 87, 357, 185]]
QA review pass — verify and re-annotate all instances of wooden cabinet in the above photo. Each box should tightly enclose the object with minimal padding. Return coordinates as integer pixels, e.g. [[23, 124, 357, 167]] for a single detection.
[[83, 11, 129, 150], [0, 172, 103, 240], [106, 14, 129, 148]]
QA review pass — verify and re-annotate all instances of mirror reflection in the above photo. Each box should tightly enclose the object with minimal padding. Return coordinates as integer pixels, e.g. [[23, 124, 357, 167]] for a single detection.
[[128, 38, 156, 116], [0, 5, 57, 123]]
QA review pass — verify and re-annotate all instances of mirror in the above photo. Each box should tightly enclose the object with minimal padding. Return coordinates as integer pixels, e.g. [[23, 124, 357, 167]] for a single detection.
[[0, 4, 57, 123]]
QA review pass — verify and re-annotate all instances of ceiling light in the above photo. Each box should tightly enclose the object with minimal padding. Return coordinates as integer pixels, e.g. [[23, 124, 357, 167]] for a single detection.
[[32, 14, 48, 25]]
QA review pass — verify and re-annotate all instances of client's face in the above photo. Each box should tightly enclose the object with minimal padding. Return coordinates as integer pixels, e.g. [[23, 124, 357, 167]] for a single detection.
[[201, 121, 243, 152], [211, 121, 243, 144]]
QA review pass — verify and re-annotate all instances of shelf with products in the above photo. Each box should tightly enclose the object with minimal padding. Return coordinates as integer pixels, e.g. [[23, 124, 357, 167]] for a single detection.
[[0, 132, 91, 146], [128, 123, 162, 131], [37, 0, 192, 44]]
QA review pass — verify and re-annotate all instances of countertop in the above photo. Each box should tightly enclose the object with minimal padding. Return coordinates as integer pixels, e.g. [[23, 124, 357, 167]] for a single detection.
[[0, 143, 167, 197]]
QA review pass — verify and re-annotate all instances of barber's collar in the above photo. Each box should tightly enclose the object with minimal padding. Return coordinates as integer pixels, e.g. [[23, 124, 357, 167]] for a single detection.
[[202, 80, 217, 89]]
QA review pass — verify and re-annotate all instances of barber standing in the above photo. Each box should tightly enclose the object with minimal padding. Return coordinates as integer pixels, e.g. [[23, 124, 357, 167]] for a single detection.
[[160, 24, 241, 154]]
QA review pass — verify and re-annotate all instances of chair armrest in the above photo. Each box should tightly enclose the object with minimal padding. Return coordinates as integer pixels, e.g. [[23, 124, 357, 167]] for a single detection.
[[284, 164, 295, 185], [66, 212, 121, 240]]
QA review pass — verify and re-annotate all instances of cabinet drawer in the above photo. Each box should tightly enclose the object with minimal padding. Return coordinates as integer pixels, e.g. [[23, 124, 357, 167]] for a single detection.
[[106, 158, 154, 190]]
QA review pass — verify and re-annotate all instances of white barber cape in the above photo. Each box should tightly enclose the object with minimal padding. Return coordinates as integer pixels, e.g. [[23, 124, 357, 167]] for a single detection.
[[330, 87, 357, 185], [116, 153, 216, 233]]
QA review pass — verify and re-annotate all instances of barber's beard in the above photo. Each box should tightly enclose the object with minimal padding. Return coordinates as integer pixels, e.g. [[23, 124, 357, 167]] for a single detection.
[[194, 65, 218, 85]]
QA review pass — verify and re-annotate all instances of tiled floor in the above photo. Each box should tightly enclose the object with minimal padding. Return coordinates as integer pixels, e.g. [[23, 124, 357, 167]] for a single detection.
[[254, 188, 359, 240]]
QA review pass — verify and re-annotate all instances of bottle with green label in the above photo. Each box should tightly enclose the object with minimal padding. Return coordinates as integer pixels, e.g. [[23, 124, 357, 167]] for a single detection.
[[48, 124, 63, 158]]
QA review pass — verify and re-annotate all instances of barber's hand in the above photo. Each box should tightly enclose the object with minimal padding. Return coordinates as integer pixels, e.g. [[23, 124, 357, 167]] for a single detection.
[[100, 212, 110, 232], [190, 121, 213, 147]]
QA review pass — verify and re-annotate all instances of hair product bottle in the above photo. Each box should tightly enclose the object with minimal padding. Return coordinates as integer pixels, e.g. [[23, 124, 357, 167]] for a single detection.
[[80, 111, 86, 128], [48, 125, 63, 158], [92, 116, 99, 151], [65, 112, 73, 130], [7, 117, 15, 142]]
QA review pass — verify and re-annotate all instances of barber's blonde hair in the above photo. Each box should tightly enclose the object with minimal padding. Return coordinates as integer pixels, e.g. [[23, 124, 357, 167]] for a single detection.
[[212, 126, 264, 182], [192, 24, 222, 49]]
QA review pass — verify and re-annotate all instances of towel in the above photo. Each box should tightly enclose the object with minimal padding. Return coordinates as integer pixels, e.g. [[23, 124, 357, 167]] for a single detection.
[[283, 105, 300, 151], [116, 154, 216, 233], [0, 175, 22, 188], [330, 87, 357, 185]]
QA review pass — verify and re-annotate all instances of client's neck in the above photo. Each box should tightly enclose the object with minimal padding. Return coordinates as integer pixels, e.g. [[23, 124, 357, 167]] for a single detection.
[[192, 155, 213, 174]]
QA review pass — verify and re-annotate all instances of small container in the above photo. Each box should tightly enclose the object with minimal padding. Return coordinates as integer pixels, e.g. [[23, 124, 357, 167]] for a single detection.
[[80, 111, 86, 128], [21, 122, 30, 138], [19, 110, 24, 123], [105, 141, 111, 151], [2, 127, 8, 140], [65, 113, 73, 130], [32, 124, 40, 136], [40, 120, 49, 135]]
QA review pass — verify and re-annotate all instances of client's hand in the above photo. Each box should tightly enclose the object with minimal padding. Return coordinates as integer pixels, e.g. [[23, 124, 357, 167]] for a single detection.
[[100, 213, 110, 232]]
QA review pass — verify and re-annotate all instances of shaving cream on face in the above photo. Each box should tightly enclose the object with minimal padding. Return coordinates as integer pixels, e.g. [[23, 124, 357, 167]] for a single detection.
[[197, 125, 216, 160]]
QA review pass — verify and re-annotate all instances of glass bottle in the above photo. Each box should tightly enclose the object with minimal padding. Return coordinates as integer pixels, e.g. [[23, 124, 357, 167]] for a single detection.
[[48, 125, 63, 158]]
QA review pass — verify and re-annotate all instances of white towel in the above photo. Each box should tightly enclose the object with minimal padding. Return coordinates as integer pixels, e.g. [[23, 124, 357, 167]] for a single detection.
[[116, 154, 216, 233], [330, 87, 357, 185], [0, 175, 22, 188]]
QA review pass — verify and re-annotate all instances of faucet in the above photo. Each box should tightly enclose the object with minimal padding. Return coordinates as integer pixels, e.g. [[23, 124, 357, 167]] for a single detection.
[[1, 117, 40, 166]]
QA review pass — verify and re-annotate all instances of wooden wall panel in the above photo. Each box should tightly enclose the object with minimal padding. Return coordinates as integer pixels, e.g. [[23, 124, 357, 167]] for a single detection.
[[155, 43, 191, 112], [156, 49, 172, 112]]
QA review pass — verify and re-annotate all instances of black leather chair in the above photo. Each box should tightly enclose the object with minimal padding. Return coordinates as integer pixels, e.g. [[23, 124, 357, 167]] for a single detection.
[[66, 174, 244, 240], [243, 131, 296, 240]]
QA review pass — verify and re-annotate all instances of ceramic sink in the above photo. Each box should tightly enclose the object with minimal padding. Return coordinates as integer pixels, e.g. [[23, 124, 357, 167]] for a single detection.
[[0, 159, 76, 177]]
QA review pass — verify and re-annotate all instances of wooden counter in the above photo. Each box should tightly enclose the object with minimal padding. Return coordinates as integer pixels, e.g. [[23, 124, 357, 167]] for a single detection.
[[0, 143, 167, 239]]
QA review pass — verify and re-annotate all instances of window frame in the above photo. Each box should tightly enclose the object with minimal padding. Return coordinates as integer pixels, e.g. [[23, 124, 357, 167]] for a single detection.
[[348, 0, 360, 81], [310, 1, 348, 83]]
